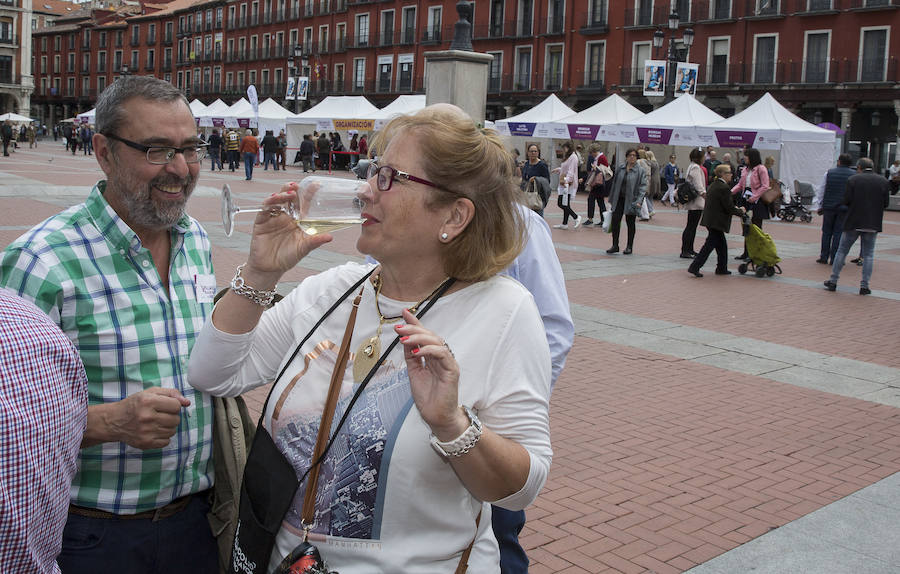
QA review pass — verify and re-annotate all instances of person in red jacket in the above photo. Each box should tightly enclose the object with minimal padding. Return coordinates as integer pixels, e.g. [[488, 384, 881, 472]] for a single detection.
[[239, 129, 259, 180]]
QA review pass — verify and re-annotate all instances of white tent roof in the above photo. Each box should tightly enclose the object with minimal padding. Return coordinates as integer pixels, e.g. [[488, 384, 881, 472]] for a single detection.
[[369, 95, 427, 120], [1, 112, 35, 123], [257, 98, 296, 119], [556, 94, 644, 140], [225, 98, 252, 117], [612, 94, 724, 146], [495, 94, 575, 138], [203, 99, 229, 116], [288, 96, 378, 123], [705, 92, 835, 147], [189, 99, 207, 116], [703, 92, 837, 192], [75, 108, 95, 123], [368, 95, 427, 129]]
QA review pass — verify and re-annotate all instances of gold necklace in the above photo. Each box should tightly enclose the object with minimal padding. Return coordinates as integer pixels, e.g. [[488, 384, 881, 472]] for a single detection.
[[352, 273, 450, 383]]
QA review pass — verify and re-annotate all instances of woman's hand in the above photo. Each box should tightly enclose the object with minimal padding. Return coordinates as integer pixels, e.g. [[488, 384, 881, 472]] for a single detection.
[[244, 182, 333, 281], [395, 308, 466, 439]]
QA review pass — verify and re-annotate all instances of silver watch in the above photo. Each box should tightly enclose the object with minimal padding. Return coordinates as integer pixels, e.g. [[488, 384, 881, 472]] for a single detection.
[[430, 406, 483, 459]]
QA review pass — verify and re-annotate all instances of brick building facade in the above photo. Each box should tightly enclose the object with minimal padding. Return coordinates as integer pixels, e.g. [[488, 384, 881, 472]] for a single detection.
[[29, 0, 900, 164]]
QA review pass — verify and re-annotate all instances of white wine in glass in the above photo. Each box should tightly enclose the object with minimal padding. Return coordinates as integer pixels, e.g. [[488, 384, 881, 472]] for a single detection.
[[221, 177, 366, 237]]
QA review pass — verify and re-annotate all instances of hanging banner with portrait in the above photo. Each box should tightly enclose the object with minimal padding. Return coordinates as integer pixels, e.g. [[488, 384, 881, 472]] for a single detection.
[[643, 60, 666, 97], [674, 63, 699, 97]]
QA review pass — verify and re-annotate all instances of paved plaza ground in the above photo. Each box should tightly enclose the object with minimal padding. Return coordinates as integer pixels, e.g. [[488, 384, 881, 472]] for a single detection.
[[3, 143, 900, 573]]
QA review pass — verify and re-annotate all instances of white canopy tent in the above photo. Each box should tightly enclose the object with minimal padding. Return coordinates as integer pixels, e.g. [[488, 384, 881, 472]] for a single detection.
[[613, 94, 723, 147], [1, 112, 36, 123], [188, 99, 207, 118], [555, 94, 645, 140], [369, 94, 427, 130], [495, 94, 574, 138], [75, 108, 95, 124], [197, 99, 230, 128], [703, 93, 836, 188], [284, 96, 379, 155], [223, 98, 256, 129]]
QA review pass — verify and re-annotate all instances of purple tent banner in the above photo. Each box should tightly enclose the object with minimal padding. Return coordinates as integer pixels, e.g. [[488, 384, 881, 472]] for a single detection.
[[715, 130, 757, 147], [568, 124, 600, 140], [636, 127, 673, 144], [237, 118, 250, 128], [509, 122, 536, 136], [212, 118, 225, 127]]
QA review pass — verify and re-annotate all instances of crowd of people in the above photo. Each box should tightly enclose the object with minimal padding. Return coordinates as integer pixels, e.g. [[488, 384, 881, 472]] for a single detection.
[[522, 139, 895, 285]]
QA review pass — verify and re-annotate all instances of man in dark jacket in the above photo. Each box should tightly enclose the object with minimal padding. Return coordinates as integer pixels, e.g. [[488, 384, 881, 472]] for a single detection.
[[316, 132, 331, 170], [688, 164, 746, 277], [260, 129, 279, 171], [299, 134, 316, 172], [207, 129, 223, 171], [0, 120, 11, 156], [816, 153, 855, 264], [824, 157, 891, 295]]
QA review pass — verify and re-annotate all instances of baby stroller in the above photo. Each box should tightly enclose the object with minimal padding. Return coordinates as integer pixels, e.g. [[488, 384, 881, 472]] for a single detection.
[[777, 180, 814, 222], [738, 214, 782, 277]]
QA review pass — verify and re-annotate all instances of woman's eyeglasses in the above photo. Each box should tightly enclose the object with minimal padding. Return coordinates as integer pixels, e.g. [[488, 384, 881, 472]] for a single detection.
[[366, 162, 437, 192]]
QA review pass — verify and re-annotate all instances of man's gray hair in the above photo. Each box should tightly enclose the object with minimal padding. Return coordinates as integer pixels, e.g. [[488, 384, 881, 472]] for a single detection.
[[95, 76, 188, 136], [857, 157, 874, 170]]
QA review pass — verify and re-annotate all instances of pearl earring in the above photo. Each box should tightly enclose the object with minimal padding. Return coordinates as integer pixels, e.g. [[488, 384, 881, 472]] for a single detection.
[[441, 232, 449, 241]]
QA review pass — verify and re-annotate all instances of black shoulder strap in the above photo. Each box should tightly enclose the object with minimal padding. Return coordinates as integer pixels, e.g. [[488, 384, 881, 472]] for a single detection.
[[259, 268, 376, 417]]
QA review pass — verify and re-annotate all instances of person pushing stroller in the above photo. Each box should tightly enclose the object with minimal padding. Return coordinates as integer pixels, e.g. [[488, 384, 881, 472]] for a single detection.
[[688, 164, 746, 277]]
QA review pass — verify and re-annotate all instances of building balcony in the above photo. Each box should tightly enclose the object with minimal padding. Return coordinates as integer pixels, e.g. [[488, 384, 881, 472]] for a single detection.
[[147, 35, 156, 45], [0, 35, 17, 46], [578, 12, 609, 34]]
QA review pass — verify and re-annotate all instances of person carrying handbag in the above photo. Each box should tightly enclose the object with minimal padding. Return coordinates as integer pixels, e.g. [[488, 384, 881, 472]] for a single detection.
[[731, 148, 770, 261]]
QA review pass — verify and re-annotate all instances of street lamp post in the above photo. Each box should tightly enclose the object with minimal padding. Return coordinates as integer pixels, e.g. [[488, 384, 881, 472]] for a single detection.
[[287, 44, 307, 114], [652, 12, 694, 103]]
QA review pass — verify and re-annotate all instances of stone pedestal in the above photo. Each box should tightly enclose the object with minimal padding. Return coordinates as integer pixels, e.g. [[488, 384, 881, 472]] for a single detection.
[[424, 50, 493, 126]]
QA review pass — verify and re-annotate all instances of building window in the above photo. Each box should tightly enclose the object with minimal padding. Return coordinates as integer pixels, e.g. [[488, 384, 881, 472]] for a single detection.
[[756, 0, 778, 15], [425, 6, 441, 42], [53, 54, 60, 74], [401, 7, 415, 44], [147, 49, 155, 69], [515, 47, 531, 90], [547, 0, 564, 33], [545, 44, 563, 89], [588, 0, 607, 27], [489, 0, 503, 37], [517, 0, 532, 36], [380, 10, 394, 46], [226, 71, 233, 89], [98, 51, 106, 72], [708, 37, 729, 84], [131, 51, 139, 69], [397, 56, 413, 91], [636, 0, 652, 26], [0, 55, 11, 84], [632, 42, 649, 84], [487, 51, 502, 91], [318, 26, 327, 52], [753, 35, 777, 83], [803, 31, 828, 83], [808, 0, 831, 10], [67, 53, 75, 73], [675, 0, 691, 21], [585, 41, 604, 87], [859, 27, 888, 82], [334, 63, 344, 91], [713, 0, 731, 19], [82, 76, 90, 95], [377, 58, 392, 92], [353, 57, 365, 90], [355, 14, 369, 47]]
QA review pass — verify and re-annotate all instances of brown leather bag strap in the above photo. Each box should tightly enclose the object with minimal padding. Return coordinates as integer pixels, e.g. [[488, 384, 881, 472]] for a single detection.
[[454, 510, 482, 574], [300, 286, 364, 531]]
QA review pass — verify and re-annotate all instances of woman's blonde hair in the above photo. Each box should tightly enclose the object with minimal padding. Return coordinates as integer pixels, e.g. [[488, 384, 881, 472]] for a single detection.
[[371, 106, 525, 282], [764, 155, 776, 167]]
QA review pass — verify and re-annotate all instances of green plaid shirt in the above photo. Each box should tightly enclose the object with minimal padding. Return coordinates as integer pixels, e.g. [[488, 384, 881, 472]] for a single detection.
[[0, 182, 215, 513]]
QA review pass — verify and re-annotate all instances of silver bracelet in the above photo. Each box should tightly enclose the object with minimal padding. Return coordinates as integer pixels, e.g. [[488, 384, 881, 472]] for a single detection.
[[230, 264, 276, 307]]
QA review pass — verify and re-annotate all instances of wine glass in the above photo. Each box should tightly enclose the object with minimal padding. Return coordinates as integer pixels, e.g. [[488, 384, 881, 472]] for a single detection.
[[221, 177, 366, 237]]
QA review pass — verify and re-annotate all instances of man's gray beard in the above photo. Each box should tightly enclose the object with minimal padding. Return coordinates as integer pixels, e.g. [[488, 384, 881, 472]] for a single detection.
[[116, 178, 196, 230]]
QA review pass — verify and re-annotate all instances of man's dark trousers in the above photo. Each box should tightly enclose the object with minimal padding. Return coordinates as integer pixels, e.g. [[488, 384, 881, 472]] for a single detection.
[[820, 208, 847, 264]]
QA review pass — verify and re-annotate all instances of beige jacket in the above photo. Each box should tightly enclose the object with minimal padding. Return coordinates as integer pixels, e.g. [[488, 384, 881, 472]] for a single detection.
[[684, 162, 707, 211]]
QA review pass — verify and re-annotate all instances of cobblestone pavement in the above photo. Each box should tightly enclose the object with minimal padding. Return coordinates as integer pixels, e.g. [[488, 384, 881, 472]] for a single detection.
[[4, 146, 900, 573]]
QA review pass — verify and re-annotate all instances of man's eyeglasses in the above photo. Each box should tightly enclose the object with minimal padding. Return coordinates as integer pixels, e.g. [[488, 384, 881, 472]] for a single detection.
[[103, 133, 208, 165], [366, 162, 437, 192]]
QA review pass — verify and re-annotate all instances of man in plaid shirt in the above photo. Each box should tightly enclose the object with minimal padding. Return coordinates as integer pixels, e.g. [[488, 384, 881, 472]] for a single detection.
[[0, 289, 88, 573], [0, 76, 218, 572]]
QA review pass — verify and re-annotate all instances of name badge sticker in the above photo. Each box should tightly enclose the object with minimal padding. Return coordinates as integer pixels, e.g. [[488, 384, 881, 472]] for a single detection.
[[194, 273, 217, 304]]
